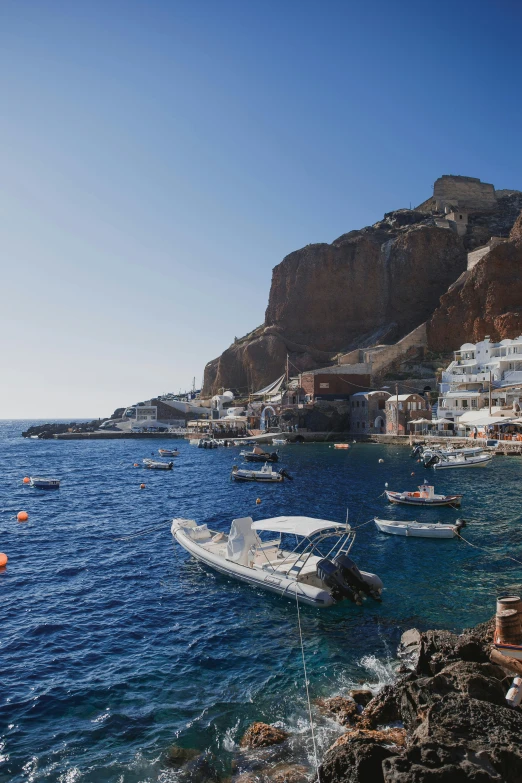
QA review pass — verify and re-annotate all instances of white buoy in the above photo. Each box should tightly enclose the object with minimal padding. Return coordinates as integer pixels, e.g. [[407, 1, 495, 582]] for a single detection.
[[385, 482, 388, 487], [378, 459, 384, 464]]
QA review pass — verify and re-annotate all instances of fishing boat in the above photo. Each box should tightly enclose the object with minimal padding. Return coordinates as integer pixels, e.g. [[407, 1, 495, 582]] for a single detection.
[[158, 448, 180, 457], [272, 438, 288, 446], [385, 483, 462, 507], [374, 517, 465, 538], [240, 446, 279, 463], [143, 458, 174, 470], [231, 464, 292, 482], [334, 444, 350, 450], [432, 452, 493, 470], [30, 477, 60, 489], [171, 515, 383, 608]]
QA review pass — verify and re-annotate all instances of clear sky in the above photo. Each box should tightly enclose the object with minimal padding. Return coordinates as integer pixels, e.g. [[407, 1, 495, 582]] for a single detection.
[[1, 0, 521, 418]]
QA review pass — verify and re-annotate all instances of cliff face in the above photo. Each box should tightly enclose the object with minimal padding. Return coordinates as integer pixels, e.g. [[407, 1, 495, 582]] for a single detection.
[[427, 211, 522, 351], [202, 191, 522, 396], [203, 212, 466, 394]]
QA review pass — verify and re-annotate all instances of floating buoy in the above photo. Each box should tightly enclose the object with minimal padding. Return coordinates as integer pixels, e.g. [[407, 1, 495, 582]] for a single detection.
[[23, 477, 30, 484], [133, 463, 139, 467], [411, 472, 415, 476], [140, 483, 146, 489], [0, 553, 7, 567], [378, 459, 384, 464], [256, 498, 261, 505], [385, 482, 388, 487], [17, 511, 29, 522]]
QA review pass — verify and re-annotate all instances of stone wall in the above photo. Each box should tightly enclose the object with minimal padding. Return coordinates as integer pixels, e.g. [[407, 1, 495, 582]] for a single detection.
[[433, 175, 496, 211]]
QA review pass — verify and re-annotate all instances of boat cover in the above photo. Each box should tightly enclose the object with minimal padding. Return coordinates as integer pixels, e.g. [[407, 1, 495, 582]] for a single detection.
[[252, 516, 346, 537], [226, 517, 258, 565]]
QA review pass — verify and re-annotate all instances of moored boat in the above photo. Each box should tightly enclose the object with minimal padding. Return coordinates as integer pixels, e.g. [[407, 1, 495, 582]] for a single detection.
[[385, 484, 462, 507], [374, 517, 465, 538], [197, 438, 220, 449], [231, 463, 292, 482], [334, 444, 350, 450], [158, 448, 180, 457], [171, 515, 383, 607], [432, 453, 492, 469], [143, 458, 174, 470], [240, 446, 279, 463], [272, 438, 288, 446], [30, 477, 60, 489]]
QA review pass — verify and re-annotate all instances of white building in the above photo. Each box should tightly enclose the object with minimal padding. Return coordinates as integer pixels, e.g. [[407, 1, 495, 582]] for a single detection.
[[438, 335, 522, 425], [440, 336, 522, 393]]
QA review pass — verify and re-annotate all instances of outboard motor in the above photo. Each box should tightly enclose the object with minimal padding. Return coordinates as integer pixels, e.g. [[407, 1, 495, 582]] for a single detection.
[[333, 554, 382, 601], [270, 452, 279, 462], [424, 454, 439, 467], [316, 559, 361, 604], [411, 445, 423, 458], [279, 469, 293, 481], [455, 518, 466, 531]]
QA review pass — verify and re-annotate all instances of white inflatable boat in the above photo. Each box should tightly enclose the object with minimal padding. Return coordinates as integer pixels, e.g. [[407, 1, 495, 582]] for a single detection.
[[171, 515, 383, 608]]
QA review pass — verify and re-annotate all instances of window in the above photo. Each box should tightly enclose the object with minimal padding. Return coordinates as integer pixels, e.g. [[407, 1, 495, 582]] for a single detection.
[[356, 401, 360, 407], [361, 400, 365, 407], [361, 421, 365, 428], [378, 399, 385, 410], [471, 399, 477, 408], [462, 400, 468, 408]]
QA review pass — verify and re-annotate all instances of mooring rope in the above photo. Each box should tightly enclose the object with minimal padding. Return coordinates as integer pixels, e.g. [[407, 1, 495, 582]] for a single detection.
[[108, 521, 169, 541], [295, 590, 319, 781], [455, 531, 522, 567]]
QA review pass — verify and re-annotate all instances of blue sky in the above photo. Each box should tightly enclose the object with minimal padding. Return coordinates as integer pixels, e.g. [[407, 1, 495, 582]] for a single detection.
[[1, 0, 521, 417]]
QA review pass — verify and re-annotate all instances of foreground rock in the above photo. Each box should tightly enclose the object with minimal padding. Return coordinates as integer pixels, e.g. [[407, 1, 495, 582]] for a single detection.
[[319, 617, 522, 782], [240, 722, 289, 749]]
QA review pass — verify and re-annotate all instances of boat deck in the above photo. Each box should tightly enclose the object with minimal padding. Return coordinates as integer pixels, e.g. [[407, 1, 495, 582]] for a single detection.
[[199, 534, 320, 576]]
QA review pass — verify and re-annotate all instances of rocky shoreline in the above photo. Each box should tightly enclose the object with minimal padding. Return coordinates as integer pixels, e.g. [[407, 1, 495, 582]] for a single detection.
[[168, 617, 522, 783]]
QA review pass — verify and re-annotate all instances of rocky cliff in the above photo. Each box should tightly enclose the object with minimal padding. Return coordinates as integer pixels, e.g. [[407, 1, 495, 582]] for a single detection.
[[203, 188, 522, 396], [203, 211, 466, 394], [427, 210, 522, 351]]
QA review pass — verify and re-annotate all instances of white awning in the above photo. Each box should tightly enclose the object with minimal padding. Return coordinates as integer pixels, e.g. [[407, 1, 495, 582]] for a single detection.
[[459, 415, 516, 426], [252, 516, 346, 537], [407, 418, 432, 424], [251, 374, 286, 398]]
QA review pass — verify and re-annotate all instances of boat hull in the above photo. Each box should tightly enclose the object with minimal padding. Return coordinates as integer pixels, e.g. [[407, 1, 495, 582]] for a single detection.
[[374, 518, 456, 539], [493, 641, 522, 661], [231, 472, 283, 482], [433, 457, 492, 470], [385, 491, 462, 507], [173, 527, 335, 607], [30, 479, 60, 489]]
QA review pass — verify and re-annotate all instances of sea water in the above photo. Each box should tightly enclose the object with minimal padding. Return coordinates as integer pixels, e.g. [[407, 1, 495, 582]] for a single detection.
[[1, 421, 521, 781]]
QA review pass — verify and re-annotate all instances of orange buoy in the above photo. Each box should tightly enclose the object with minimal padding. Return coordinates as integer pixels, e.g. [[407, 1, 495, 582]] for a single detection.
[[134, 463, 139, 467], [0, 553, 7, 567], [140, 483, 146, 489], [256, 498, 261, 505], [17, 511, 29, 522], [23, 477, 30, 484]]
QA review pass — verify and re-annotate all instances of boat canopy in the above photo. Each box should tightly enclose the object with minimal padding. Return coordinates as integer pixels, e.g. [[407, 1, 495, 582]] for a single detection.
[[251, 374, 286, 398], [252, 516, 346, 537]]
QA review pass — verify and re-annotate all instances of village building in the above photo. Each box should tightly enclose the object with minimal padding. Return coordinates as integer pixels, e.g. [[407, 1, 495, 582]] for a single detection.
[[385, 393, 431, 435], [349, 391, 390, 434], [299, 365, 371, 403]]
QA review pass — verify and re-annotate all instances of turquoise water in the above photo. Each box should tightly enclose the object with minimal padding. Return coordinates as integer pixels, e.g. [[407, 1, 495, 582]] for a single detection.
[[1, 421, 521, 781]]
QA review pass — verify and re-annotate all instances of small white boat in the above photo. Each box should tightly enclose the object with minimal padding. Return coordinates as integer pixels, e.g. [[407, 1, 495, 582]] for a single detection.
[[30, 477, 60, 490], [385, 484, 462, 507], [171, 515, 383, 607], [197, 438, 220, 449], [374, 517, 465, 539], [272, 438, 288, 446], [143, 458, 173, 470], [231, 463, 292, 482], [240, 446, 279, 463], [158, 448, 180, 457], [433, 453, 493, 470]]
